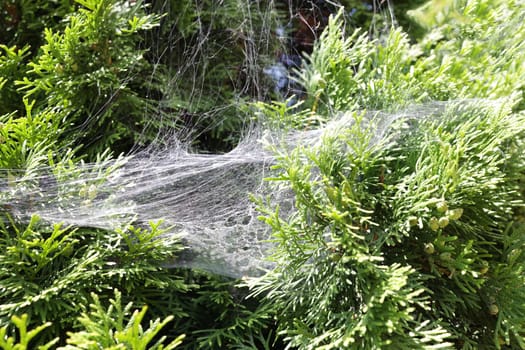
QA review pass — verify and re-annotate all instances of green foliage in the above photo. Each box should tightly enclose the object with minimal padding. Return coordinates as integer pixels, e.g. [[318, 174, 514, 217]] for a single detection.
[[411, 0, 525, 104], [0, 215, 188, 343], [297, 10, 421, 115], [15, 0, 164, 156], [250, 3, 525, 349], [251, 112, 454, 349], [0, 314, 58, 350], [60, 289, 184, 349], [384, 104, 525, 348], [0, 291, 185, 350], [253, 102, 525, 349], [298, 1, 525, 118], [0, 0, 77, 134], [0, 99, 63, 171], [186, 277, 275, 349], [0, 45, 31, 116], [251, 98, 320, 131]]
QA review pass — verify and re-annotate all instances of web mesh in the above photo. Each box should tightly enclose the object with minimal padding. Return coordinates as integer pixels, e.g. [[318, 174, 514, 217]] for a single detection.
[[0, 100, 488, 278], [133, 0, 284, 150]]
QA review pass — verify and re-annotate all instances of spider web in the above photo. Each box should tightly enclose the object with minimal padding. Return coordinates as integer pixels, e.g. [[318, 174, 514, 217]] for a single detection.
[[0, 100, 479, 277]]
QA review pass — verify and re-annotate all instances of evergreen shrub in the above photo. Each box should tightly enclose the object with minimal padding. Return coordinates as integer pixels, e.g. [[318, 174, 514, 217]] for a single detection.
[[15, 0, 164, 156], [249, 2, 525, 348], [2, 0, 525, 349]]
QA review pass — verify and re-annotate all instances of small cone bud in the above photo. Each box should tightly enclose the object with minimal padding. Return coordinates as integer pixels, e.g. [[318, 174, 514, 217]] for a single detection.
[[424, 243, 435, 254], [436, 201, 448, 213], [429, 217, 440, 231], [438, 216, 449, 228]]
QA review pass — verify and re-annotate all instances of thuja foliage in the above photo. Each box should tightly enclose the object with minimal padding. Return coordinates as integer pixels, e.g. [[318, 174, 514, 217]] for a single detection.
[[15, 0, 166, 156], [259, 102, 525, 348], [0, 45, 30, 116], [0, 100, 63, 171], [0, 0, 166, 157], [249, 2, 525, 349], [298, 0, 525, 116], [0, 290, 184, 350], [0, 214, 189, 344], [3, 0, 525, 349], [0, 0, 75, 117], [0, 314, 57, 350], [61, 289, 185, 349]]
